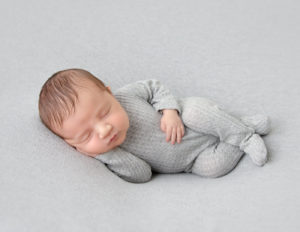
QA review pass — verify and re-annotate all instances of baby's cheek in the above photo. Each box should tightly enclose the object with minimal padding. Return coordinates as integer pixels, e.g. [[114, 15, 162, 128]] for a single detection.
[[88, 137, 105, 153], [115, 111, 129, 129]]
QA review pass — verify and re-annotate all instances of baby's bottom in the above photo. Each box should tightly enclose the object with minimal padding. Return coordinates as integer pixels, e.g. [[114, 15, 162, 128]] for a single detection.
[[190, 141, 244, 178]]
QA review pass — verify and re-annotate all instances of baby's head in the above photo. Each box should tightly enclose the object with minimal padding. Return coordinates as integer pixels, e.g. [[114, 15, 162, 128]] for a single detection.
[[38, 68, 130, 157]]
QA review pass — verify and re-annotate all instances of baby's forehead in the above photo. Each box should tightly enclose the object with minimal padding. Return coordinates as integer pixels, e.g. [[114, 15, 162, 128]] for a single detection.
[[73, 77, 97, 89], [59, 86, 108, 133], [73, 79, 103, 96], [74, 83, 108, 107]]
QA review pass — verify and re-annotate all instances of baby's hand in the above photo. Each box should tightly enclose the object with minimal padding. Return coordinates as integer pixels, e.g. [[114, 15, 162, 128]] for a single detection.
[[160, 109, 185, 145]]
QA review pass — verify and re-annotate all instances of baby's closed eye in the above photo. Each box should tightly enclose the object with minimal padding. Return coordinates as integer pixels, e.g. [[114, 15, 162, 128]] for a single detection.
[[78, 131, 93, 144]]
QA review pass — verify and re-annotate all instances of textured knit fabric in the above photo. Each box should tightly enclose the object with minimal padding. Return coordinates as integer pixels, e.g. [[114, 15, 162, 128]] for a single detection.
[[95, 79, 256, 183]]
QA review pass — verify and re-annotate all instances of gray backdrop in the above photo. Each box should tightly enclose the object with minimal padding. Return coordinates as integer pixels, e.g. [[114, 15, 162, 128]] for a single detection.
[[1, 0, 299, 231]]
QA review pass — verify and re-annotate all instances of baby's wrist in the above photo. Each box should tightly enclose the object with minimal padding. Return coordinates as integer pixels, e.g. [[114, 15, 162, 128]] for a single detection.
[[162, 109, 179, 115]]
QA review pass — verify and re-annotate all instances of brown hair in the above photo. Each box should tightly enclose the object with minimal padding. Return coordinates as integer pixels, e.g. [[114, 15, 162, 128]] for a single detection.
[[38, 68, 107, 135]]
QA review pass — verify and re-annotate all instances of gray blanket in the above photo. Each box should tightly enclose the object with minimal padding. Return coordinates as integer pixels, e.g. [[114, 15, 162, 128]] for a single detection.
[[1, 0, 299, 231]]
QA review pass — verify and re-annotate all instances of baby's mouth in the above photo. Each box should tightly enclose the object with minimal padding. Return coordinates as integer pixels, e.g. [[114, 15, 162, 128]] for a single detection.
[[108, 133, 118, 144]]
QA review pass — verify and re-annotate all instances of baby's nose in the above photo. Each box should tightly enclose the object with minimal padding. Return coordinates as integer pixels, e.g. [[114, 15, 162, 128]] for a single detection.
[[95, 123, 112, 139]]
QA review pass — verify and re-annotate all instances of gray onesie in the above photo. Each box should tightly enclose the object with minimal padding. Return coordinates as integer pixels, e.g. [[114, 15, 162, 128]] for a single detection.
[[95, 79, 259, 183]]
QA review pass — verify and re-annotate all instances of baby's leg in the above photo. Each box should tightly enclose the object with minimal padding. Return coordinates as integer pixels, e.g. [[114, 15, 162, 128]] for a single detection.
[[180, 97, 255, 145], [240, 114, 271, 136], [179, 97, 267, 166], [190, 141, 244, 178]]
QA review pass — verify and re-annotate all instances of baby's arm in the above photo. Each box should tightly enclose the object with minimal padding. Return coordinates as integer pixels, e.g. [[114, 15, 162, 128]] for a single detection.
[[118, 79, 185, 144], [118, 79, 182, 115], [95, 147, 152, 183]]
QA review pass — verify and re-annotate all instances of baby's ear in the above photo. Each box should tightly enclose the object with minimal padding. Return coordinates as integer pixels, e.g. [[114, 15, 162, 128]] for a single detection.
[[106, 86, 112, 94]]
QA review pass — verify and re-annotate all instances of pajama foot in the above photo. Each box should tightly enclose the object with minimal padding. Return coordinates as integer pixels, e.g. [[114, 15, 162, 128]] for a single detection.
[[240, 134, 268, 166]]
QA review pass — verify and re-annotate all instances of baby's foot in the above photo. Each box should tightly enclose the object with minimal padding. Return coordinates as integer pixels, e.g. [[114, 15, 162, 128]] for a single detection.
[[240, 114, 271, 136], [239, 134, 268, 166]]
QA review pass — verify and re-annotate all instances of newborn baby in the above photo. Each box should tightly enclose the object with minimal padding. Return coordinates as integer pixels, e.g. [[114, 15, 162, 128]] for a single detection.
[[38, 68, 271, 183]]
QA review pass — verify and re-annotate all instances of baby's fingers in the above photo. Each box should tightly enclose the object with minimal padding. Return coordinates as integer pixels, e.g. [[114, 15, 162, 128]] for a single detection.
[[177, 127, 182, 144], [171, 128, 177, 145], [166, 127, 172, 142], [166, 126, 184, 145]]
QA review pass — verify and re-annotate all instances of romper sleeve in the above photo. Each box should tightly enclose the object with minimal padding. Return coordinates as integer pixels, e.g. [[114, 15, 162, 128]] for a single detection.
[[117, 79, 182, 115], [95, 147, 152, 183]]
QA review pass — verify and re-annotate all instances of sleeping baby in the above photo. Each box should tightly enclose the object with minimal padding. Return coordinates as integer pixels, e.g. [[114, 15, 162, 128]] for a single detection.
[[38, 68, 271, 183]]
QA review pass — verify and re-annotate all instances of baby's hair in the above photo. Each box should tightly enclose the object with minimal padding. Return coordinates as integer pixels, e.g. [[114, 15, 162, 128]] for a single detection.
[[38, 68, 107, 135]]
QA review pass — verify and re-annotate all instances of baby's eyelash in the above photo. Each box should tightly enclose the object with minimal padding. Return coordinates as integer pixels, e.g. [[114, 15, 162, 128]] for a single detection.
[[81, 132, 92, 143], [106, 106, 111, 115], [100, 108, 110, 118]]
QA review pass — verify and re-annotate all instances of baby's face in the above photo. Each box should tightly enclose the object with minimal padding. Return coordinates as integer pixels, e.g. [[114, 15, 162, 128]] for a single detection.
[[56, 82, 129, 157]]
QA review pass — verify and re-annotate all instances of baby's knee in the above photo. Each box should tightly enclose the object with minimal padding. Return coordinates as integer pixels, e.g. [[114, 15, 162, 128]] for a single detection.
[[180, 97, 221, 123], [191, 162, 228, 178], [191, 144, 243, 178]]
